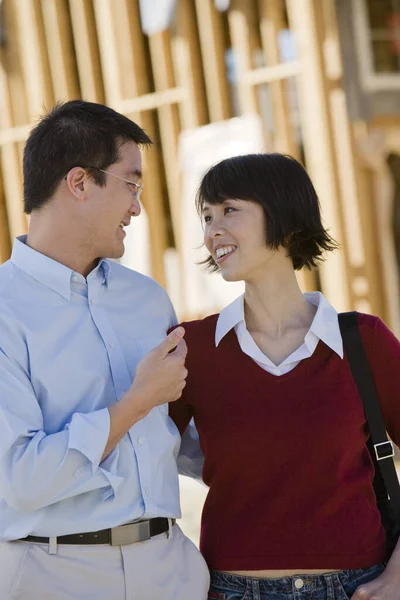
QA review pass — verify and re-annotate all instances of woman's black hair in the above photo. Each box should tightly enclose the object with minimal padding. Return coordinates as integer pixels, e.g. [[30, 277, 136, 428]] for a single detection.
[[196, 153, 338, 271]]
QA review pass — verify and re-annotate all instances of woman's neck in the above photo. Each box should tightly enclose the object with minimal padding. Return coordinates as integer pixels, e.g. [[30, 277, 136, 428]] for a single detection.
[[244, 273, 315, 337]]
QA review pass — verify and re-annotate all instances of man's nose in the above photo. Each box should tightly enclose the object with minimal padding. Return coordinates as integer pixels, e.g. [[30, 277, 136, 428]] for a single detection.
[[130, 198, 141, 217]]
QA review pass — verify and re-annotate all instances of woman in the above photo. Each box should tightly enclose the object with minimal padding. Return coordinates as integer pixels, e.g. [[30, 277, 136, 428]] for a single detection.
[[169, 153, 400, 600]]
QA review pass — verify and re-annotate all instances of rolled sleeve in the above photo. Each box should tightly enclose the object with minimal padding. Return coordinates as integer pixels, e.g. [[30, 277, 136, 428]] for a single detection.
[[0, 349, 123, 512], [67, 408, 110, 471]]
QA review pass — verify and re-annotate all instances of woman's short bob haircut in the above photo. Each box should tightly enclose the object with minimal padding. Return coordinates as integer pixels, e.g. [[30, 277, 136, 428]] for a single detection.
[[196, 153, 338, 271]]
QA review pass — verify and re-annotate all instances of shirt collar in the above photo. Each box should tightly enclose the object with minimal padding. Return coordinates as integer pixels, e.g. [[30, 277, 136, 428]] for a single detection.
[[11, 235, 110, 300], [215, 294, 245, 346], [215, 291, 343, 358]]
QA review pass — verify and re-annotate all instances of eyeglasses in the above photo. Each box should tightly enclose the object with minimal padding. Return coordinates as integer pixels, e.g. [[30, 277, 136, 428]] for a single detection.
[[93, 167, 143, 201], [64, 166, 144, 201]]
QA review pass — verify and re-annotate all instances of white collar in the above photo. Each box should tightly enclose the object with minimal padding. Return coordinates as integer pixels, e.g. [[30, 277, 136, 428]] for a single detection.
[[215, 291, 343, 358]]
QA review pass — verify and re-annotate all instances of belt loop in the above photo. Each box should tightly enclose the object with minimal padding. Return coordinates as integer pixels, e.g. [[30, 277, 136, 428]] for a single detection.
[[166, 518, 173, 539], [48, 537, 58, 555]]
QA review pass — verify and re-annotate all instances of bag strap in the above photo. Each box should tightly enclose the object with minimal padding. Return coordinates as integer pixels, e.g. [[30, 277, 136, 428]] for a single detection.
[[338, 311, 400, 525]]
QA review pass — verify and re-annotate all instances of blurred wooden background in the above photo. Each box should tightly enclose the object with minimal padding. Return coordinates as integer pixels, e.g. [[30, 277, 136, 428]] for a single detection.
[[0, 0, 399, 329]]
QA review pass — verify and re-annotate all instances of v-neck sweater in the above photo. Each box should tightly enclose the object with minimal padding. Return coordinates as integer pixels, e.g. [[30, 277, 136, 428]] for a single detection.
[[169, 312, 400, 571]]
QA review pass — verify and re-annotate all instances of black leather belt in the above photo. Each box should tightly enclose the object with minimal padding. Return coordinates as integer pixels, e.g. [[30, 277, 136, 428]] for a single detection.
[[20, 517, 175, 546]]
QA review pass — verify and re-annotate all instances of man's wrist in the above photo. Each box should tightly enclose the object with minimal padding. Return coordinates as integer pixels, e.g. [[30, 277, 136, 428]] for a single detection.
[[120, 387, 151, 421]]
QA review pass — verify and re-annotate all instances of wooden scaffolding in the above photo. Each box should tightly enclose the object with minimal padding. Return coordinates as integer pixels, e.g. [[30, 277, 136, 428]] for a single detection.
[[0, 0, 391, 325]]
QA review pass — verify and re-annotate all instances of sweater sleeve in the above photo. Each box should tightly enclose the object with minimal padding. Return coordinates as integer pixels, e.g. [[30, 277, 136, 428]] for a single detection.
[[168, 397, 193, 436], [361, 315, 400, 447]]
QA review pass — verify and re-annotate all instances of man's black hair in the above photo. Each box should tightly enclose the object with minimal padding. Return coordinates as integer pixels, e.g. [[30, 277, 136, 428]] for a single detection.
[[196, 153, 338, 271], [23, 100, 152, 213]]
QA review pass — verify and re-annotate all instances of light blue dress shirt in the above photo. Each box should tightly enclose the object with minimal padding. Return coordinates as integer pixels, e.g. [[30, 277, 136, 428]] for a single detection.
[[0, 236, 180, 541]]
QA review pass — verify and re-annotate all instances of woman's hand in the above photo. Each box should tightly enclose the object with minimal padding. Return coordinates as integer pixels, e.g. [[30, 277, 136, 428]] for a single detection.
[[351, 570, 400, 599]]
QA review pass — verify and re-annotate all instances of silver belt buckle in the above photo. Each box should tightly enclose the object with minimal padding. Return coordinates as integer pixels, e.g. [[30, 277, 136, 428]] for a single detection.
[[110, 521, 151, 546]]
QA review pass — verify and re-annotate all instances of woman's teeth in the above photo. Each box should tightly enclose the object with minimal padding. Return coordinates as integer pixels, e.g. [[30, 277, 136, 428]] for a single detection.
[[215, 246, 236, 259]]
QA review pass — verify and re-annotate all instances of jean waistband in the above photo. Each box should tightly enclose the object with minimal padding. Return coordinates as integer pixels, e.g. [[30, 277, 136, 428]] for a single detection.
[[210, 563, 385, 594]]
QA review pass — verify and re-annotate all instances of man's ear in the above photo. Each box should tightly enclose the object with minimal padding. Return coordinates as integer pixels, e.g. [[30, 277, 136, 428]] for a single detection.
[[64, 167, 91, 200]]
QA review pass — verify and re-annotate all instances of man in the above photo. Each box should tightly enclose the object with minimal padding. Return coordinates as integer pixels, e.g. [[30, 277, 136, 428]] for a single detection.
[[0, 100, 209, 599]]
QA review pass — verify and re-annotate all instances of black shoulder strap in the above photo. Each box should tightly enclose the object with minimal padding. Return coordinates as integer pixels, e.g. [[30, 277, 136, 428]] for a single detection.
[[338, 311, 400, 525]]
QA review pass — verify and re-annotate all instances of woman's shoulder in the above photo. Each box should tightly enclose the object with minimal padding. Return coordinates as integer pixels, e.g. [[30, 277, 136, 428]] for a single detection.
[[354, 311, 399, 351], [178, 313, 219, 336], [168, 314, 220, 356]]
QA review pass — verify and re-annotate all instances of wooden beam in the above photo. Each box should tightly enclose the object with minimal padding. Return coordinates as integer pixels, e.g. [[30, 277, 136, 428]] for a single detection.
[[92, 0, 121, 108], [148, 31, 182, 250], [286, 0, 351, 310], [319, 0, 386, 317], [194, 0, 231, 121], [228, 0, 259, 115], [69, 0, 105, 102], [259, 0, 300, 160], [0, 168, 12, 263], [13, 0, 54, 119], [174, 0, 208, 129], [241, 61, 301, 85], [111, 0, 170, 287], [0, 1, 28, 241], [120, 88, 187, 115], [41, 0, 79, 100]]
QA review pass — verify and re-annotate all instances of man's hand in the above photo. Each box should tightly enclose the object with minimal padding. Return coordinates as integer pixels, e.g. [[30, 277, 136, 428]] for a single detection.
[[350, 570, 400, 600], [130, 327, 188, 412], [103, 328, 188, 461]]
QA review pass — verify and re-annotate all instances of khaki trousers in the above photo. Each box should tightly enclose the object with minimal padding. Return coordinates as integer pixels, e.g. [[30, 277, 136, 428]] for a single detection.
[[0, 523, 210, 600]]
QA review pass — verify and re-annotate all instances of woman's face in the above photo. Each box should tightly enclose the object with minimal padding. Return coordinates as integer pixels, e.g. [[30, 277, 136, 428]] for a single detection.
[[202, 198, 278, 282]]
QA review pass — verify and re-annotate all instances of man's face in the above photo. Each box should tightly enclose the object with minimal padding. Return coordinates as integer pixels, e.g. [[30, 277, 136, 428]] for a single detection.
[[84, 141, 143, 260]]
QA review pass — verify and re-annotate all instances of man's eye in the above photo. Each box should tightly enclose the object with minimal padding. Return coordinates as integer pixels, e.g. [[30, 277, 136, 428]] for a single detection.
[[224, 207, 235, 215], [203, 215, 212, 223]]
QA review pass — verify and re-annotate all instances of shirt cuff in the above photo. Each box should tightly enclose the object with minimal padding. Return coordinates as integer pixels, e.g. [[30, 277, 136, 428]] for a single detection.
[[67, 408, 110, 471]]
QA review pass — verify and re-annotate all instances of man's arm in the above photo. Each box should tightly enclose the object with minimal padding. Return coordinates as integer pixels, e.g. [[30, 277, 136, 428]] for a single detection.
[[0, 328, 187, 513]]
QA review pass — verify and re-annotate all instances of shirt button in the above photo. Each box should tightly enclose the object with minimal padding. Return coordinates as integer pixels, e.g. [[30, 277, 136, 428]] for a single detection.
[[91, 299, 96, 304], [145, 487, 150, 495], [137, 437, 144, 445], [294, 579, 304, 589], [109, 343, 115, 350], [72, 275, 80, 282]]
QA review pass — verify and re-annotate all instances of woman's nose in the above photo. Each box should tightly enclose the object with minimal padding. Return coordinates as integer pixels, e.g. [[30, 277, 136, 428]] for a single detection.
[[208, 219, 225, 237]]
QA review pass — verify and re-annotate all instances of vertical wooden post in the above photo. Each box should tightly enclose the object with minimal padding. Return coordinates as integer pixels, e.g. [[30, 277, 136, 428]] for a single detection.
[[41, 0, 79, 100], [93, 0, 169, 286], [0, 0, 28, 242], [147, 31, 182, 253], [174, 0, 208, 130], [0, 171, 12, 262], [69, 0, 105, 103], [319, 0, 386, 317], [194, 0, 231, 122], [13, 0, 54, 119], [228, 0, 259, 115], [286, 0, 351, 310], [259, 0, 300, 160]]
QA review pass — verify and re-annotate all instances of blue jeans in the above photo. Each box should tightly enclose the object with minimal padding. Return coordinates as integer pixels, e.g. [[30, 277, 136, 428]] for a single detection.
[[208, 563, 386, 600]]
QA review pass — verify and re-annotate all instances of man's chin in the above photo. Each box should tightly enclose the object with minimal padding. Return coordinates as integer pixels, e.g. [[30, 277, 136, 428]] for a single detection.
[[106, 243, 125, 260]]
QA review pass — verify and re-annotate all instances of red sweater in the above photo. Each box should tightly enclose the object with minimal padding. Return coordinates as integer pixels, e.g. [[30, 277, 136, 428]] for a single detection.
[[169, 313, 400, 571]]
